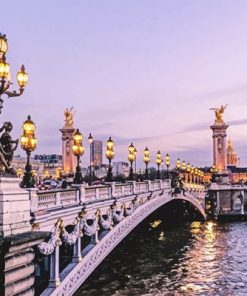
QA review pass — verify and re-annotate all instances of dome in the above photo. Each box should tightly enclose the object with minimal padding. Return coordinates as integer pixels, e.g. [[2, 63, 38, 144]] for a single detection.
[[226, 138, 238, 166]]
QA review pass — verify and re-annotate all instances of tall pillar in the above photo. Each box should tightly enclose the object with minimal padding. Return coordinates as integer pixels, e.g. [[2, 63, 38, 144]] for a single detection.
[[60, 108, 76, 175], [210, 106, 228, 172]]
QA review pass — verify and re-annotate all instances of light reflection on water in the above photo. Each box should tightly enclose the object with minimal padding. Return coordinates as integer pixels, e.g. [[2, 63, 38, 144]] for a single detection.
[[76, 221, 247, 296]]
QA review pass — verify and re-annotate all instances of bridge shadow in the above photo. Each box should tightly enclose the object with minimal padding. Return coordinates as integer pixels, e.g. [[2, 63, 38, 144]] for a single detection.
[[74, 199, 204, 296]]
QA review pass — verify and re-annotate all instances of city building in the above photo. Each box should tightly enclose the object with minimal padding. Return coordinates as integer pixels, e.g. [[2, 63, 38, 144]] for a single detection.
[[112, 162, 129, 177], [34, 154, 62, 164], [92, 140, 103, 167], [13, 155, 44, 179]]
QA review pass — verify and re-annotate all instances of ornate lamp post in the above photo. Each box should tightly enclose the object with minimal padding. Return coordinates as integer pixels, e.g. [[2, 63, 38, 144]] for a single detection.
[[165, 153, 170, 179], [0, 33, 28, 113], [201, 171, 204, 184], [134, 147, 137, 175], [181, 160, 186, 181], [176, 158, 181, 171], [181, 160, 186, 171], [165, 153, 170, 171], [143, 147, 150, 180], [105, 137, 114, 182], [156, 150, 162, 179], [194, 167, 198, 183], [20, 115, 37, 188], [88, 133, 93, 185], [128, 142, 136, 181], [191, 165, 194, 183], [72, 129, 84, 184], [186, 163, 191, 183]]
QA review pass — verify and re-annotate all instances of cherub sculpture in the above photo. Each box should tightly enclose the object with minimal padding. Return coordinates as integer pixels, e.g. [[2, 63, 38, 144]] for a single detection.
[[0, 122, 18, 175], [210, 104, 228, 122], [64, 107, 75, 128]]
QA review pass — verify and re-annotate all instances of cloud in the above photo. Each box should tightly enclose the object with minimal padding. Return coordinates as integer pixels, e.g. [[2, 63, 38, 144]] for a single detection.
[[177, 118, 247, 134], [91, 134, 160, 146], [189, 84, 247, 103]]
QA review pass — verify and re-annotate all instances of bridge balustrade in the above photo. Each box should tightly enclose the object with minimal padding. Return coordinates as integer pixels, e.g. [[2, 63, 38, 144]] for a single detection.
[[114, 183, 133, 197], [135, 181, 149, 193], [31, 188, 79, 212], [85, 185, 111, 200]]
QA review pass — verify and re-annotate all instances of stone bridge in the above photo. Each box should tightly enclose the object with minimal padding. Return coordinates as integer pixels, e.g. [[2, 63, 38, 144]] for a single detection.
[[25, 180, 206, 296]]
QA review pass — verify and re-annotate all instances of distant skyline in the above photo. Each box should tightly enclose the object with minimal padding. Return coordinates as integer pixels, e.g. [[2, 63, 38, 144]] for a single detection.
[[1, 0, 247, 169]]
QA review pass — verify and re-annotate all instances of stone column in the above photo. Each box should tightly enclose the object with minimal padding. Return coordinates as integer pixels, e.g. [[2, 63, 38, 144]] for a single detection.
[[0, 177, 32, 237], [60, 127, 76, 176], [210, 121, 229, 172]]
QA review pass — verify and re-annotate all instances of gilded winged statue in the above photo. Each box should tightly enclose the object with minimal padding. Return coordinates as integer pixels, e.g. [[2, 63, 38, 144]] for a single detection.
[[64, 107, 75, 128], [210, 104, 228, 122]]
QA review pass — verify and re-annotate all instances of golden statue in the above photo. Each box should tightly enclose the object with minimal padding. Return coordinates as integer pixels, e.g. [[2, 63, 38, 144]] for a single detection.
[[64, 107, 75, 128], [210, 104, 227, 122]]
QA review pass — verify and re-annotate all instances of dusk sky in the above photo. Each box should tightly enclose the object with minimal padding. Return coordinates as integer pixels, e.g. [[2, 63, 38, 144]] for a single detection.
[[2, 0, 247, 168]]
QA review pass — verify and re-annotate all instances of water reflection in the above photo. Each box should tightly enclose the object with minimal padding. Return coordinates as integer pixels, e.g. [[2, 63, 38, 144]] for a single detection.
[[76, 221, 247, 296]]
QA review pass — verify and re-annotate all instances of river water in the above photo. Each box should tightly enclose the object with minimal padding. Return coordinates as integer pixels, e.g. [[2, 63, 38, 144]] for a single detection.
[[76, 220, 247, 296]]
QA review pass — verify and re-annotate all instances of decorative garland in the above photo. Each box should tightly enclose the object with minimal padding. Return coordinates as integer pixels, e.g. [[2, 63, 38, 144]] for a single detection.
[[38, 219, 63, 255], [38, 197, 148, 255], [99, 211, 113, 230], [62, 218, 83, 245]]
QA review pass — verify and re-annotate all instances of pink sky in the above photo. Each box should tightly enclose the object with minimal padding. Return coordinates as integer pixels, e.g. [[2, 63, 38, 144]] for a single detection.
[[1, 0, 247, 169]]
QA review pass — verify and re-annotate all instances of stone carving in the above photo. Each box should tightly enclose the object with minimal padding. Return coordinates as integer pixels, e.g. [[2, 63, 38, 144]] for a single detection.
[[112, 204, 124, 223], [210, 104, 227, 122], [64, 107, 75, 128], [99, 210, 113, 230], [217, 137, 223, 153], [124, 204, 134, 216], [38, 219, 63, 255], [62, 218, 83, 245], [0, 122, 18, 175]]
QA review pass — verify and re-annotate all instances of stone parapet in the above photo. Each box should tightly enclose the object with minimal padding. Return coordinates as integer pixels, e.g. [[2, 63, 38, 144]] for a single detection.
[[0, 177, 31, 237]]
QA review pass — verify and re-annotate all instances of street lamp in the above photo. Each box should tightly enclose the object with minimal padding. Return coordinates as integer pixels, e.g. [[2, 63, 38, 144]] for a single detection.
[[134, 147, 137, 175], [187, 163, 191, 183], [176, 158, 181, 171], [88, 133, 93, 185], [156, 150, 162, 179], [20, 115, 37, 188], [191, 165, 194, 183], [194, 167, 198, 183], [72, 129, 84, 184], [181, 160, 186, 171], [128, 143, 136, 181], [0, 33, 28, 113], [165, 153, 170, 179], [105, 137, 114, 182], [143, 147, 150, 180]]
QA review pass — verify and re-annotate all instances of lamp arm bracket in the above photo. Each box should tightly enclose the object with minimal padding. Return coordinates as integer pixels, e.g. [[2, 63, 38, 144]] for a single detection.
[[5, 87, 24, 98]]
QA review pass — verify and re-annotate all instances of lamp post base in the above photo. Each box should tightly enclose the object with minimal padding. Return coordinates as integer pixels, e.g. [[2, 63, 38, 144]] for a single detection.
[[74, 165, 83, 184]]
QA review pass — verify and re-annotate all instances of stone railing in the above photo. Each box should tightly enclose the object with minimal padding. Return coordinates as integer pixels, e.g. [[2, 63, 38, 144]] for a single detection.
[[29, 179, 184, 213], [30, 188, 79, 212], [85, 185, 111, 201], [135, 181, 148, 193]]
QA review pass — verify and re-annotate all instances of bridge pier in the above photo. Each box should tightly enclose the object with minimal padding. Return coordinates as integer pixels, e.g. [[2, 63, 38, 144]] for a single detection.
[[206, 183, 247, 219]]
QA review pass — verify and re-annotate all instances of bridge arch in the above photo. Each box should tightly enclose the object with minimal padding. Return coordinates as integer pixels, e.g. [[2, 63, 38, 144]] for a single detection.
[[42, 190, 206, 296]]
